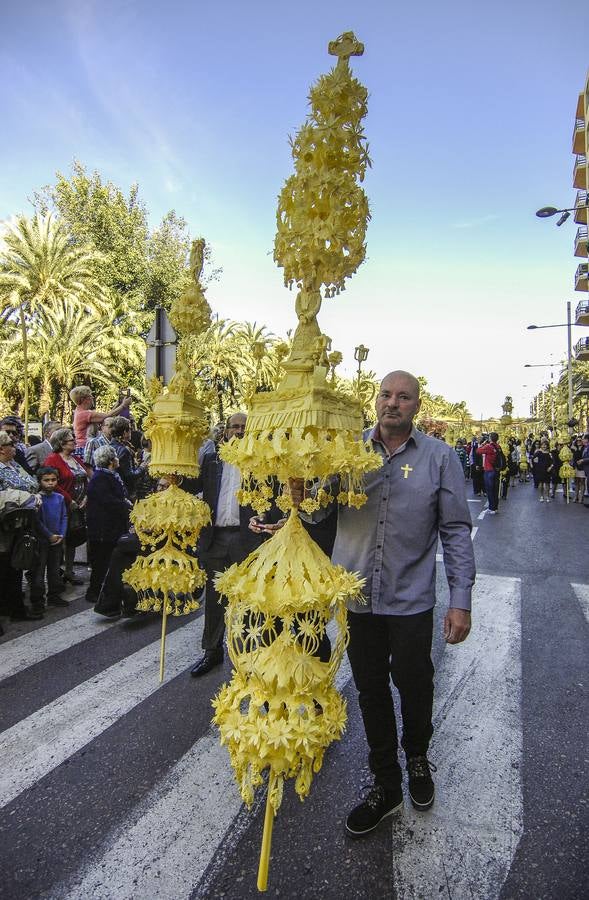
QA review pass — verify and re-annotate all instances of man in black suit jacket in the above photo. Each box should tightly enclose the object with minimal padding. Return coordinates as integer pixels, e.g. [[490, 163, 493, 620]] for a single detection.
[[190, 412, 263, 677]]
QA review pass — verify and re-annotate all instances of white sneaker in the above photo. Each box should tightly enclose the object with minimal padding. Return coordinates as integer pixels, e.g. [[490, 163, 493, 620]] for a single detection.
[[488, 510, 497, 515], [539, 497, 544, 502], [546, 498, 550, 503]]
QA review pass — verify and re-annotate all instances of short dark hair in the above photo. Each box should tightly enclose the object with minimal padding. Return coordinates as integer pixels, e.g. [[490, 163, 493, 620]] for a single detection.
[[37, 466, 59, 481], [490, 431, 499, 442]]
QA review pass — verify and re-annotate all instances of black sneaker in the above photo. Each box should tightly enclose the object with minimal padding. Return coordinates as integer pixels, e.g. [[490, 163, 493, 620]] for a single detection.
[[345, 784, 403, 837], [407, 756, 437, 810]]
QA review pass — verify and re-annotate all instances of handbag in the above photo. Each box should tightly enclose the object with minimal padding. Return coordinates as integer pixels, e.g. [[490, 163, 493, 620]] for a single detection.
[[11, 529, 40, 570], [67, 505, 87, 548]]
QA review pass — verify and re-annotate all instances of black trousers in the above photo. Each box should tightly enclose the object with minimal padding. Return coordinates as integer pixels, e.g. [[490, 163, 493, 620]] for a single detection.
[[0, 552, 25, 616], [31, 542, 63, 605], [95, 533, 141, 615], [347, 608, 434, 791], [87, 540, 117, 601], [200, 528, 251, 651]]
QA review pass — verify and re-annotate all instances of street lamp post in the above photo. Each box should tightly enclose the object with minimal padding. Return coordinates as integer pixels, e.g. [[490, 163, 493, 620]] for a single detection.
[[525, 300, 589, 422]]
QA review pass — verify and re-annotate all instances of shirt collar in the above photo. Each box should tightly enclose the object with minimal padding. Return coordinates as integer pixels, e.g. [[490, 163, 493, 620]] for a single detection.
[[369, 423, 421, 455]]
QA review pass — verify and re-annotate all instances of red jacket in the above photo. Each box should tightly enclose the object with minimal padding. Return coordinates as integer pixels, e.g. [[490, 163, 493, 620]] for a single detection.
[[44, 452, 87, 506], [476, 442, 499, 473]]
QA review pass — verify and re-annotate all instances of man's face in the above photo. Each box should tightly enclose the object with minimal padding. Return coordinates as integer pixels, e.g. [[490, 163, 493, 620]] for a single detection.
[[101, 420, 113, 438], [375, 375, 420, 434], [156, 477, 171, 492], [1, 426, 18, 445], [224, 414, 246, 441]]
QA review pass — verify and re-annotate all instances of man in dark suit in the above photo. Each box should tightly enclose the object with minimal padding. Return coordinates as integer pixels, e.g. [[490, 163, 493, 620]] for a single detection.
[[25, 421, 60, 472], [190, 412, 262, 677]]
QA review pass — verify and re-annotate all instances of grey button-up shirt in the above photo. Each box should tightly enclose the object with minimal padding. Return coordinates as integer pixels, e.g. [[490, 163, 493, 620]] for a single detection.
[[331, 425, 475, 616]]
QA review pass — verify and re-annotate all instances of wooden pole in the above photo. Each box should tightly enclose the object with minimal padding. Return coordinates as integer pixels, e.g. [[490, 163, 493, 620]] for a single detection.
[[159, 597, 168, 682], [20, 302, 29, 443], [257, 774, 276, 892]]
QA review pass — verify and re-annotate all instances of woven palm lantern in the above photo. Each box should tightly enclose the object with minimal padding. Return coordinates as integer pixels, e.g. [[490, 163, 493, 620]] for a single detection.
[[212, 33, 381, 891], [556, 436, 575, 504], [124, 241, 212, 680]]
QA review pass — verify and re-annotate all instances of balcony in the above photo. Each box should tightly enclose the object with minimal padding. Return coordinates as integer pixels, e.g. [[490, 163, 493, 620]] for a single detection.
[[573, 155, 587, 190], [573, 117, 586, 155], [575, 299, 589, 325], [573, 375, 589, 399], [574, 226, 588, 257], [576, 92, 584, 120], [574, 191, 588, 225], [574, 336, 589, 360], [575, 263, 589, 292]]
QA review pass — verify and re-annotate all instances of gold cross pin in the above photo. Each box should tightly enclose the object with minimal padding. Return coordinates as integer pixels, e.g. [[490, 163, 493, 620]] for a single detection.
[[401, 464, 413, 479]]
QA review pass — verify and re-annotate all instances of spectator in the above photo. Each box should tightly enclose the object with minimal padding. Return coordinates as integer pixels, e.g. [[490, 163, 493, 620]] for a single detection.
[[30, 466, 68, 613], [0, 430, 38, 493], [0, 416, 35, 476], [0, 476, 42, 627], [454, 440, 468, 477], [45, 427, 88, 585], [85, 445, 132, 605], [109, 416, 144, 497], [94, 476, 171, 619], [572, 437, 586, 502], [550, 443, 562, 500], [69, 385, 131, 452], [476, 432, 502, 515], [25, 421, 61, 472], [84, 417, 114, 468], [532, 439, 553, 503]]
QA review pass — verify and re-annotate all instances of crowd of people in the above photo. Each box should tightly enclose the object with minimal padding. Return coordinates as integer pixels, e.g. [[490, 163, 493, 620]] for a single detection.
[[451, 431, 589, 512], [0, 388, 153, 636]]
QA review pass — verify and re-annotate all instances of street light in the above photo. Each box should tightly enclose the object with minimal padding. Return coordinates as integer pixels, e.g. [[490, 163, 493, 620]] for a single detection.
[[524, 302, 587, 421], [536, 202, 588, 226]]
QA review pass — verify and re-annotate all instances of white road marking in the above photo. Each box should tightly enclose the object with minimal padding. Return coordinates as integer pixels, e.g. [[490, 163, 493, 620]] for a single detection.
[[477, 507, 488, 520], [0, 618, 202, 810], [392, 573, 523, 900], [571, 583, 589, 625], [57, 623, 351, 900], [467, 498, 481, 504], [0, 609, 120, 681]]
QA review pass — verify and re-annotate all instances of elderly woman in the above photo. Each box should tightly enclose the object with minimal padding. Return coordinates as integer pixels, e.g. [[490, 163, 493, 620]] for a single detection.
[[45, 427, 89, 585], [85, 445, 132, 606], [0, 431, 43, 627], [0, 430, 38, 493], [70, 385, 131, 452]]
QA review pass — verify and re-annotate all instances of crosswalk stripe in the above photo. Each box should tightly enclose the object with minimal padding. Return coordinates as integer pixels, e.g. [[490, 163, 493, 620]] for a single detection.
[[571, 583, 589, 625], [55, 624, 351, 900], [0, 618, 202, 811], [0, 609, 120, 682], [392, 573, 523, 900]]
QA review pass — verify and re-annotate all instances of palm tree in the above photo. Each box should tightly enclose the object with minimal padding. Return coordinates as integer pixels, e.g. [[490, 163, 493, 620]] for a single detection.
[[233, 321, 283, 394], [188, 319, 245, 422], [0, 213, 108, 434], [0, 299, 143, 420]]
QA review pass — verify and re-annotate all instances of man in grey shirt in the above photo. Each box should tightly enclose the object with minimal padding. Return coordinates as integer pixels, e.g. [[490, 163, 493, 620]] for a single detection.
[[296, 370, 475, 837]]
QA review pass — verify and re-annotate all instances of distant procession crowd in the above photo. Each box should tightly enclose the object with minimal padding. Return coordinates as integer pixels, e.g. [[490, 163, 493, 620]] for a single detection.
[[451, 430, 589, 511]]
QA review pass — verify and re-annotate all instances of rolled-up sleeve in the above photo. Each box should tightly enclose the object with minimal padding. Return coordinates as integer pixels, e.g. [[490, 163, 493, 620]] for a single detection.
[[438, 451, 476, 610]]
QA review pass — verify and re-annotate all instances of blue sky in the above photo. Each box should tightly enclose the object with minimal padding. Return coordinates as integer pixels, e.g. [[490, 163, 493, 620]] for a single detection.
[[1, 0, 587, 419]]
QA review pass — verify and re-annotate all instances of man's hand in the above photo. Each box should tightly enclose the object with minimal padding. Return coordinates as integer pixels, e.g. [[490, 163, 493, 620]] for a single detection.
[[49, 534, 63, 545], [249, 516, 287, 535], [288, 478, 305, 507], [443, 608, 471, 644]]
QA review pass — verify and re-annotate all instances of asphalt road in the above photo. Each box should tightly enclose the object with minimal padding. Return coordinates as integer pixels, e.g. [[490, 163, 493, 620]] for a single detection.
[[1, 479, 587, 900]]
